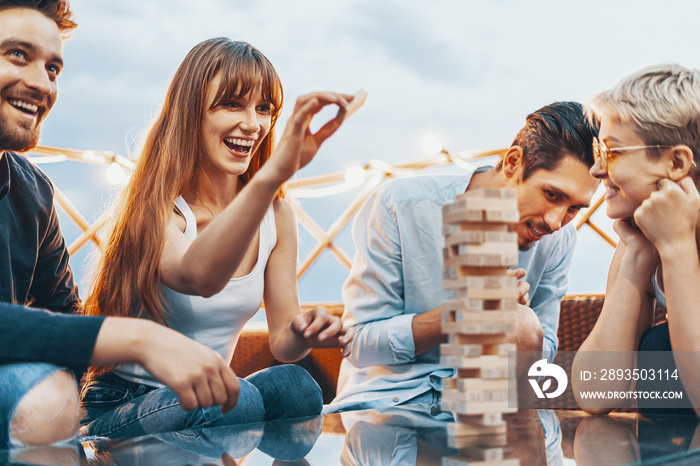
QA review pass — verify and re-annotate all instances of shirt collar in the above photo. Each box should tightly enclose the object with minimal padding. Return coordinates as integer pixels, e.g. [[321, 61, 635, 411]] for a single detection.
[[0, 152, 9, 201]]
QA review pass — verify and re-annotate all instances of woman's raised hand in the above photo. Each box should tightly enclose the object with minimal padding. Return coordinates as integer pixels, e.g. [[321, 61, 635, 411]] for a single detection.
[[265, 92, 356, 183], [613, 217, 659, 271], [634, 177, 700, 255]]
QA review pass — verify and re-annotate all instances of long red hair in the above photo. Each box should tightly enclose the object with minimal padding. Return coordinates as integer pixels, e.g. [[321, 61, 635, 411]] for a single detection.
[[85, 38, 284, 325]]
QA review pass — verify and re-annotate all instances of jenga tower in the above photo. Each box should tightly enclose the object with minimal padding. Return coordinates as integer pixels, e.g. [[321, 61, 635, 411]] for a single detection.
[[439, 187, 520, 466]]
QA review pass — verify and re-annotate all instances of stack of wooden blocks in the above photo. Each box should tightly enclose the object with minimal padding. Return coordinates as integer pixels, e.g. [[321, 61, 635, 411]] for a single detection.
[[439, 187, 520, 466]]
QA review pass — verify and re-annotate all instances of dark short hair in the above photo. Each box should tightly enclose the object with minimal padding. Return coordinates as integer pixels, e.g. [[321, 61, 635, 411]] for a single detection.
[[0, 0, 77, 37], [504, 101, 599, 180]]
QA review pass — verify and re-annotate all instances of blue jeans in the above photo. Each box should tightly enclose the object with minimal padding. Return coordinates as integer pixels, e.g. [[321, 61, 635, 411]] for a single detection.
[[80, 364, 322, 438], [85, 415, 322, 463], [0, 362, 65, 449]]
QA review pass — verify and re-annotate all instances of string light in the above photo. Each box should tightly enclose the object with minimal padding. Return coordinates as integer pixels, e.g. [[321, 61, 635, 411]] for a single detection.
[[344, 166, 366, 186], [24, 144, 615, 275], [420, 134, 443, 156], [105, 162, 128, 186]]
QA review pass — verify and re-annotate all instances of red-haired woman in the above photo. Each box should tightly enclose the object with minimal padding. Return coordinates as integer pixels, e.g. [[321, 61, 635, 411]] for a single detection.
[[80, 37, 355, 438]]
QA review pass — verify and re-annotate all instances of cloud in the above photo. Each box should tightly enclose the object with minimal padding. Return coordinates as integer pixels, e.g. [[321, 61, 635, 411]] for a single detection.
[[39, 0, 700, 301], [344, 2, 485, 85]]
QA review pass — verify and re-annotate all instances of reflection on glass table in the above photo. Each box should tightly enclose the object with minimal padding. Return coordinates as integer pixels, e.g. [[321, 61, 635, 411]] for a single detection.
[[571, 411, 700, 466], [3, 405, 700, 465]]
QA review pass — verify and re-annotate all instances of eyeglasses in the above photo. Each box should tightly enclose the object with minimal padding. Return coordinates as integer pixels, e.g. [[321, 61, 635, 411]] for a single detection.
[[592, 137, 672, 171]]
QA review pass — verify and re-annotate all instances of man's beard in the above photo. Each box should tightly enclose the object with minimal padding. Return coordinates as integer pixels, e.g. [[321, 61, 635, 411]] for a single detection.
[[0, 113, 40, 152], [518, 241, 534, 252], [514, 220, 552, 251]]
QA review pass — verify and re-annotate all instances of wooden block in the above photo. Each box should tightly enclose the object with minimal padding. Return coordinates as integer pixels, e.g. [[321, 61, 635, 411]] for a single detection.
[[444, 268, 458, 281], [441, 319, 515, 335], [446, 276, 517, 291], [442, 457, 519, 466], [439, 354, 511, 374], [442, 321, 515, 336], [442, 196, 518, 224], [443, 272, 514, 290], [456, 413, 505, 427], [334, 89, 367, 123], [456, 365, 515, 381], [441, 184, 519, 419], [455, 286, 519, 300], [440, 354, 514, 379], [484, 209, 519, 222], [440, 399, 517, 416], [444, 270, 500, 285], [442, 209, 484, 224], [448, 333, 510, 346], [449, 242, 518, 258], [453, 197, 517, 212], [441, 379, 514, 401], [443, 386, 513, 403], [443, 223, 460, 236], [442, 310, 517, 325], [444, 366, 514, 381], [493, 343, 516, 356], [442, 200, 481, 217], [444, 336, 515, 357], [441, 343, 484, 357], [483, 231, 518, 243], [447, 432, 508, 449], [444, 252, 518, 269], [443, 229, 484, 244], [443, 208, 519, 226], [480, 365, 515, 379], [442, 241, 519, 267], [442, 228, 517, 246], [444, 221, 509, 234], [455, 378, 511, 392], [442, 298, 518, 313]]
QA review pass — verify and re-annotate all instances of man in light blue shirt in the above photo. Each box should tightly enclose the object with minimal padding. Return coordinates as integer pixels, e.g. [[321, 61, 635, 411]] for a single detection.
[[329, 102, 600, 413]]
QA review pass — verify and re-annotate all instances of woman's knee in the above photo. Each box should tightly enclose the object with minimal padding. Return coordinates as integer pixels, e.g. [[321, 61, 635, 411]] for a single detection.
[[11, 370, 80, 446], [247, 365, 322, 419], [224, 377, 266, 422]]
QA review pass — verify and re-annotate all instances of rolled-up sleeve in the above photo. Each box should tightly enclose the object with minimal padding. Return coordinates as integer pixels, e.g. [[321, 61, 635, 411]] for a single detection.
[[343, 188, 418, 368]]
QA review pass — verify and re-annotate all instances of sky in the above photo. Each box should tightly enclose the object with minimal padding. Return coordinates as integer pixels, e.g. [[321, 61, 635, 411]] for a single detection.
[[33, 0, 700, 304]]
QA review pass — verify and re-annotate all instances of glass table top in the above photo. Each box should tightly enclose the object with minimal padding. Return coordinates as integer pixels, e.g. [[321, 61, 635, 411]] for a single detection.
[[3, 405, 700, 465]]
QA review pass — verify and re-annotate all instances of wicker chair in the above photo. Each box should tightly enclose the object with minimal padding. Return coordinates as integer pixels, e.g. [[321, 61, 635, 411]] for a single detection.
[[230, 295, 666, 405], [230, 303, 345, 404]]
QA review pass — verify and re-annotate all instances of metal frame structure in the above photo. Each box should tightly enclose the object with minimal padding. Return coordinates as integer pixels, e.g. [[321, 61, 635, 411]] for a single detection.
[[23, 145, 615, 279]]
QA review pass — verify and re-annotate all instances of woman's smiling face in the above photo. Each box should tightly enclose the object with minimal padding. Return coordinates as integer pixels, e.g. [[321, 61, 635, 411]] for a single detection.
[[200, 74, 272, 178], [590, 115, 670, 219]]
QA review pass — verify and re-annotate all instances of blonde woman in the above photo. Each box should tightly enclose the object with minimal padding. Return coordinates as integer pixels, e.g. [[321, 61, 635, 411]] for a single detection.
[[574, 64, 700, 416], [80, 38, 355, 437]]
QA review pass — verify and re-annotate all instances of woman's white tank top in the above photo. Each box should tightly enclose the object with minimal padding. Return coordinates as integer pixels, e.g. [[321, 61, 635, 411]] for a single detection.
[[113, 196, 277, 387]]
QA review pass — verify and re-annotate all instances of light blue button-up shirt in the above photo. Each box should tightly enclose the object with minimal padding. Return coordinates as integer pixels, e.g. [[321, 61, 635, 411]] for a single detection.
[[327, 169, 576, 412]]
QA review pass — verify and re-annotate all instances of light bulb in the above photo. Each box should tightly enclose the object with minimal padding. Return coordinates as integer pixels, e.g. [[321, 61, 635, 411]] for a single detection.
[[344, 166, 366, 186], [105, 162, 127, 186], [420, 134, 443, 155]]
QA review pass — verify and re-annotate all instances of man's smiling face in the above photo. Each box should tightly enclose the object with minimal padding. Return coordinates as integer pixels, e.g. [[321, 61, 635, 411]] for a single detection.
[[509, 155, 599, 250], [0, 7, 63, 152]]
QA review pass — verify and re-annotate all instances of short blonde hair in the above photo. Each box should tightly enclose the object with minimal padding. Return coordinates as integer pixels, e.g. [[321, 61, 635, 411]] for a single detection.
[[587, 64, 700, 164]]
